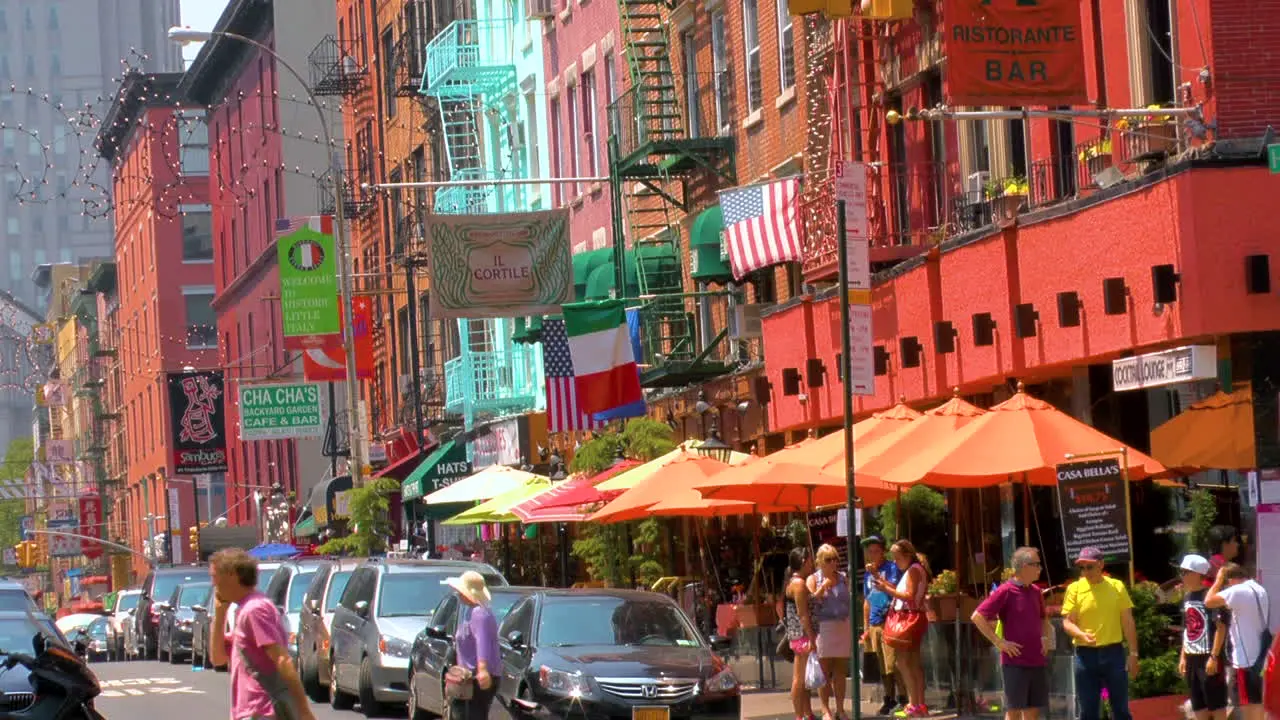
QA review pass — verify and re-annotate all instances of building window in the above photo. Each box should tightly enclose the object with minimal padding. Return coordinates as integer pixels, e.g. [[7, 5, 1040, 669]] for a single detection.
[[180, 204, 213, 262], [565, 84, 579, 196], [381, 28, 397, 119], [776, 0, 795, 91], [742, 0, 762, 113], [603, 54, 620, 142], [711, 12, 731, 133], [580, 69, 598, 176], [176, 109, 209, 175], [681, 30, 701, 138], [183, 288, 217, 349], [549, 98, 562, 205], [523, 88, 541, 187]]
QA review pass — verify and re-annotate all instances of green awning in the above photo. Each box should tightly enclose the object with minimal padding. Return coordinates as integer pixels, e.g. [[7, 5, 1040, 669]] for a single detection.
[[513, 316, 544, 344], [690, 205, 732, 283], [402, 440, 473, 501], [294, 514, 317, 537], [572, 248, 612, 301], [584, 246, 680, 300]]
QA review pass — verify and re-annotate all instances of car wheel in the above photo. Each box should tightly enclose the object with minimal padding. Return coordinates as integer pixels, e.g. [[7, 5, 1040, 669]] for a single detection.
[[168, 638, 182, 665], [408, 669, 432, 720], [329, 656, 355, 710], [358, 655, 384, 717], [301, 647, 327, 702]]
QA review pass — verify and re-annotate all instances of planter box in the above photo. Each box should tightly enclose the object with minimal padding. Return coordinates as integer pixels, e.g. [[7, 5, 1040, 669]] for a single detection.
[[1086, 153, 1113, 178], [1128, 694, 1185, 720], [734, 603, 778, 628], [925, 593, 978, 623], [991, 193, 1025, 221]]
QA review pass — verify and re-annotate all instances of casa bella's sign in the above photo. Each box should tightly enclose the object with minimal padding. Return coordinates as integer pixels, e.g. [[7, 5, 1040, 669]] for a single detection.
[[1111, 344, 1216, 392]]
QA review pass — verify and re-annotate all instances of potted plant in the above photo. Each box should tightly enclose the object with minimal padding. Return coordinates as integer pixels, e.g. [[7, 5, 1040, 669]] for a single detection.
[[1118, 106, 1178, 159], [925, 569, 977, 623], [985, 177, 1028, 220], [1078, 137, 1114, 177], [1127, 581, 1188, 720]]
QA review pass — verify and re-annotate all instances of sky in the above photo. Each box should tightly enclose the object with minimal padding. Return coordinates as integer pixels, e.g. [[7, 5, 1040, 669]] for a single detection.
[[178, 0, 232, 67]]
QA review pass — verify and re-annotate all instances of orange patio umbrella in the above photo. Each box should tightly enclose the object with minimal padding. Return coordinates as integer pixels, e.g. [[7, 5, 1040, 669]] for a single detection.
[[692, 444, 897, 509], [873, 385, 1168, 488], [589, 456, 804, 522], [1150, 386, 1255, 472], [821, 391, 987, 481]]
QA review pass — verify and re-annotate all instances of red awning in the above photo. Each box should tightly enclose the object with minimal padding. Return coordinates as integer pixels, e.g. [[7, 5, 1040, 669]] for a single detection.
[[374, 446, 430, 480], [510, 461, 640, 523]]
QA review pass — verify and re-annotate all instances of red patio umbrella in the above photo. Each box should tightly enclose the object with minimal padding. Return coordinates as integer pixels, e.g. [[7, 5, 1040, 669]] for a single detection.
[[510, 461, 640, 523]]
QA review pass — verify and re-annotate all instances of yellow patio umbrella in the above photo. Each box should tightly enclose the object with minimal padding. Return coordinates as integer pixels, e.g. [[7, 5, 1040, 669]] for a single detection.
[[595, 440, 752, 492], [441, 479, 553, 525]]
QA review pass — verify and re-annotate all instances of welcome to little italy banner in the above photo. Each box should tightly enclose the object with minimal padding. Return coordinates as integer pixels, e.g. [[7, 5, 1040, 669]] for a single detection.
[[426, 209, 573, 319]]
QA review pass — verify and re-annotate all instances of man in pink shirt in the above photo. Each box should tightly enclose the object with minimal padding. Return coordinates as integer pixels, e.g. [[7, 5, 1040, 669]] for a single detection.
[[209, 548, 315, 720]]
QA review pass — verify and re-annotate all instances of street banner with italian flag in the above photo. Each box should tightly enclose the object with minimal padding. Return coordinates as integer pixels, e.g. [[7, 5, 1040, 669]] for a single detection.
[[563, 300, 643, 414]]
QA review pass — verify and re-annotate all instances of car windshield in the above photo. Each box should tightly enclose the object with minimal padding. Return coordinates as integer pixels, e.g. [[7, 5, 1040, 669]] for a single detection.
[[287, 570, 319, 613], [325, 571, 352, 612], [153, 573, 201, 603], [178, 583, 210, 608], [116, 593, 140, 612], [537, 596, 701, 648], [0, 616, 55, 654], [379, 571, 502, 618], [256, 566, 280, 592], [488, 592, 524, 625], [88, 619, 110, 639], [0, 591, 36, 613]]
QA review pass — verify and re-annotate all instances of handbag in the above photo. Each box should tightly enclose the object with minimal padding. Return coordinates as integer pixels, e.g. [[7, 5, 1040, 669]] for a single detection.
[[445, 665, 475, 701], [882, 564, 928, 650], [1248, 586, 1273, 675]]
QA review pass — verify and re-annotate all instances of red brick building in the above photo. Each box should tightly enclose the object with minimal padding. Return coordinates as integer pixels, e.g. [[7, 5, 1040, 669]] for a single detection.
[[95, 71, 217, 570], [761, 1, 1280, 468]]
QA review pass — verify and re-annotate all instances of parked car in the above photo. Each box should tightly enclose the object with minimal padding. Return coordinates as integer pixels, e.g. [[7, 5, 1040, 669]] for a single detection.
[[297, 558, 360, 702], [0, 579, 40, 613], [263, 559, 323, 663], [110, 589, 140, 661], [493, 589, 739, 720], [156, 580, 211, 664], [82, 616, 112, 662], [137, 565, 206, 659], [189, 584, 218, 670], [328, 559, 506, 716], [407, 586, 536, 720]]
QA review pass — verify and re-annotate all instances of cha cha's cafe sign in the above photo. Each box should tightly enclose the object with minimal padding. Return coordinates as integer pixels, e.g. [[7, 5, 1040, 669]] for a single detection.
[[1111, 345, 1217, 392]]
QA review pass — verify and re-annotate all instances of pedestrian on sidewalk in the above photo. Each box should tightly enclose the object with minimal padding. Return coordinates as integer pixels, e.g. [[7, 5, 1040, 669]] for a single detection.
[[971, 546, 1050, 720], [446, 570, 500, 720], [860, 535, 905, 716], [871, 539, 930, 718], [1176, 554, 1229, 720], [784, 546, 817, 720], [1204, 526, 1241, 586], [209, 548, 316, 720], [1205, 562, 1271, 720], [808, 543, 852, 720], [1061, 547, 1139, 720]]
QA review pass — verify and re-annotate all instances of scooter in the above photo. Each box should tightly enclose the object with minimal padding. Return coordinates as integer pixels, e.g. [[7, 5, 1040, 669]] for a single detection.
[[0, 632, 105, 719]]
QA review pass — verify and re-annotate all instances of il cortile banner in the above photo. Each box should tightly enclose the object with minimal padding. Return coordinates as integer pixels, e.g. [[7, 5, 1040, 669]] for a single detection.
[[276, 216, 341, 350], [1055, 458, 1131, 564], [167, 370, 229, 474], [426, 209, 573, 319], [944, 0, 1087, 106]]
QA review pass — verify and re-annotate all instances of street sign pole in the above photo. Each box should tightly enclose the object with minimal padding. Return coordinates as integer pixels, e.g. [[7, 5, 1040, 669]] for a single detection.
[[836, 199, 862, 719]]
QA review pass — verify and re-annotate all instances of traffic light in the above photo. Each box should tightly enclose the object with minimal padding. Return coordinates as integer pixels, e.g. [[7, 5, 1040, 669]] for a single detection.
[[14, 541, 35, 568], [188, 526, 200, 554]]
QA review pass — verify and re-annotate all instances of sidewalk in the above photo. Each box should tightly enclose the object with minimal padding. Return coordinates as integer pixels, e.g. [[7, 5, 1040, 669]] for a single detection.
[[741, 689, 964, 720]]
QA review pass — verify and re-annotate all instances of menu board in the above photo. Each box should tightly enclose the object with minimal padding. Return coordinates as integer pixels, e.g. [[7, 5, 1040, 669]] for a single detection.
[[1054, 458, 1131, 564]]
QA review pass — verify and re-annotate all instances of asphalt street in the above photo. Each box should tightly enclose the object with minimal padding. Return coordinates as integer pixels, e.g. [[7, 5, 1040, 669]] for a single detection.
[[90, 659, 398, 720]]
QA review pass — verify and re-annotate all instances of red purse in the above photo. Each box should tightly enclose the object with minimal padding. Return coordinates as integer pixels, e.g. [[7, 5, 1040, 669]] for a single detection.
[[882, 565, 928, 649]]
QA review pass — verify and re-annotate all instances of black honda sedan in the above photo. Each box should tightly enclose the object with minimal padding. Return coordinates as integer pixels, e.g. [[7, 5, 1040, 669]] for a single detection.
[[494, 589, 739, 720]]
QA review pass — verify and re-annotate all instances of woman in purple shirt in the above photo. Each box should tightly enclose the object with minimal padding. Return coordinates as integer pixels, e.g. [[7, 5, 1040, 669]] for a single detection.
[[448, 571, 501, 719]]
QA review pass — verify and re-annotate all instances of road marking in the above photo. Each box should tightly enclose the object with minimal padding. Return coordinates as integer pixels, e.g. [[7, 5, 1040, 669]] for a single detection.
[[123, 688, 146, 696], [98, 678, 205, 698], [152, 686, 204, 694]]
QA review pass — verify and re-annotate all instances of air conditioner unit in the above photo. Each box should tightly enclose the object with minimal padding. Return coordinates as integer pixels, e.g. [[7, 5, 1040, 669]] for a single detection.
[[526, 0, 556, 19], [964, 171, 990, 202], [728, 303, 765, 339]]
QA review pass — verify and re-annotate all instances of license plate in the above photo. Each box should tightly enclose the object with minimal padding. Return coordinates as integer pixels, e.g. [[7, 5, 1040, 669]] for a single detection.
[[633, 708, 670, 720]]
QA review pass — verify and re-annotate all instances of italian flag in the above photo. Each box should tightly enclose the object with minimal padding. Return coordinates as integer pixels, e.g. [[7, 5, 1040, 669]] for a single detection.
[[564, 300, 643, 414]]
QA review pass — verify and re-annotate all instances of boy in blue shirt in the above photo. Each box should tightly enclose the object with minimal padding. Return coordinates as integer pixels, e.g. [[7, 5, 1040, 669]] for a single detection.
[[861, 536, 905, 715]]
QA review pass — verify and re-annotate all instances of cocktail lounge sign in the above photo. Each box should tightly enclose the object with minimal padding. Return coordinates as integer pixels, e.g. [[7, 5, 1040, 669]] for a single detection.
[[1111, 344, 1216, 392]]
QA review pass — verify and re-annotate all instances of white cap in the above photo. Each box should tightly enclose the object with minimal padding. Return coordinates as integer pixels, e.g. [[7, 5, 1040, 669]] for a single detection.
[[1179, 554, 1211, 576]]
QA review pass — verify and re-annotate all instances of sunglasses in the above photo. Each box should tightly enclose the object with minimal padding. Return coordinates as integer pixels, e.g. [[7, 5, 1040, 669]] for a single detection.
[[1078, 562, 1102, 571], [1024, 561, 1042, 567]]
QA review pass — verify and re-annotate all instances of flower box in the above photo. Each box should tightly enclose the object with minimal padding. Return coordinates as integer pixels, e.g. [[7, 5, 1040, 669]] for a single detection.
[[991, 194, 1025, 221], [734, 603, 778, 628], [925, 593, 978, 623]]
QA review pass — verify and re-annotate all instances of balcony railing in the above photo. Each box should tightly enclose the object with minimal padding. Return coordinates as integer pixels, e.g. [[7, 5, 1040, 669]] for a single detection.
[[608, 70, 735, 165], [317, 169, 377, 219], [634, 291, 763, 385], [308, 35, 366, 97], [421, 20, 517, 99], [434, 169, 499, 215], [443, 344, 540, 417]]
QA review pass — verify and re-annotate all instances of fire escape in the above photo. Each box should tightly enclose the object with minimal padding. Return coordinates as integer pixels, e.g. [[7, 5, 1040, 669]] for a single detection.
[[420, 13, 539, 429], [607, 0, 737, 387], [309, 34, 378, 221]]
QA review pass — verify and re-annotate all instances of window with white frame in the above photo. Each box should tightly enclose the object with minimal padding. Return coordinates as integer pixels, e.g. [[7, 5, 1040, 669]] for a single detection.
[[710, 12, 730, 132], [175, 109, 209, 175], [742, 0, 762, 113], [549, 99, 563, 205], [604, 53, 620, 143], [524, 89, 541, 187], [681, 30, 702, 137], [183, 287, 217, 349], [565, 83, 580, 196], [776, 0, 795, 91], [180, 204, 213, 262], [581, 68, 599, 176]]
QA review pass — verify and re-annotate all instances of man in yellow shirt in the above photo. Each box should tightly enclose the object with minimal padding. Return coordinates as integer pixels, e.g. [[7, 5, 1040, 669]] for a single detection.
[[1061, 547, 1140, 720]]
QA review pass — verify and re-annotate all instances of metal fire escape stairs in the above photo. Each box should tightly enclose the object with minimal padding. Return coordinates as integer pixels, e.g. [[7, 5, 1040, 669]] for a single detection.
[[608, 0, 736, 387]]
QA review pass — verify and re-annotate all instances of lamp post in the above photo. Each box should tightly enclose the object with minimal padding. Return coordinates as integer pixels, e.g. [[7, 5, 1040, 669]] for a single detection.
[[696, 422, 734, 464], [168, 26, 365, 489]]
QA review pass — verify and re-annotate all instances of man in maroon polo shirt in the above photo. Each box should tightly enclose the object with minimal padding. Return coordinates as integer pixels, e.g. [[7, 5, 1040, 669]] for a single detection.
[[972, 546, 1052, 720]]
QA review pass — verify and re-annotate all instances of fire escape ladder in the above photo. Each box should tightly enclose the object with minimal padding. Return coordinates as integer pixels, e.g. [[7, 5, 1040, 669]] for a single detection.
[[435, 93, 489, 213]]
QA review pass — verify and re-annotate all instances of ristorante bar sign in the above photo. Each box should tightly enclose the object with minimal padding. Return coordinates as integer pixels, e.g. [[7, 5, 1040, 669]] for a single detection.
[[167, 371, 229, 474], [944, 0, 1088, 106]]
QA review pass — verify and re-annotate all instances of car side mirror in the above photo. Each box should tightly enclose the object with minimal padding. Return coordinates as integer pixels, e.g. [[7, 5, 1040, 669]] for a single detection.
[[708, 634, 733, 653], [191, 604, 206, 614], [308, 598, 320, 613], [354, 600, 369, 617], [155, 602, 171, 612], [506, 630, 525, 649], [127, 608, 136, 616]]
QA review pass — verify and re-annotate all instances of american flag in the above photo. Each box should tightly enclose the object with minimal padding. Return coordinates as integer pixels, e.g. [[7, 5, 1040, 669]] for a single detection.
[[718, 177, 803, 281], [542, 318, 605, 433]]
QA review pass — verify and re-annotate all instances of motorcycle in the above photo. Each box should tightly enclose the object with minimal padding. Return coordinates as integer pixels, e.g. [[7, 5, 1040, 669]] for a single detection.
[[0, 632, 104, 719]]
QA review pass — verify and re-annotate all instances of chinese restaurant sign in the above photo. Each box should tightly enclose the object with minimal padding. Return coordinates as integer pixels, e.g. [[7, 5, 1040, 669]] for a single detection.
[[277, 216, 341, 349], [167, 371, 228, 474], [1055, 458, 1130, 564], [426, 209, 573, 319], [944, 0, 1087, 106]]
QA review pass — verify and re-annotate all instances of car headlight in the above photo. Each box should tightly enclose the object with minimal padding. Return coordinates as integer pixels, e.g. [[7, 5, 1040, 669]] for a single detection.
[[178, 620, 193, 629], [378, 635, 412, 658], [704, 667, 738, 693], [539, 666, 590, 698]]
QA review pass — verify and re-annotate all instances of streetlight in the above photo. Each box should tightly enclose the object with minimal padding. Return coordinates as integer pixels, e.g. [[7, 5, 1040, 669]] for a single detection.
[[696, 422, 734, 464], [168, 26, 365, 488]]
